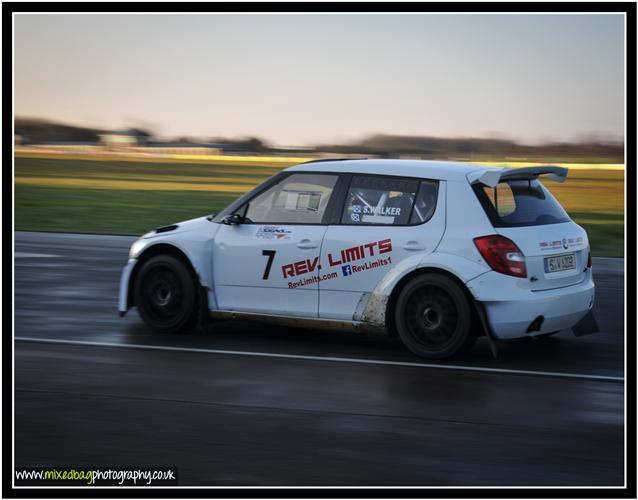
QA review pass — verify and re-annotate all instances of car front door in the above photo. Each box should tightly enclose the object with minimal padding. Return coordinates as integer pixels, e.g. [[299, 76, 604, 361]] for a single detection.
[[212, 172, 339, 317], [318, 174, 446, 320]]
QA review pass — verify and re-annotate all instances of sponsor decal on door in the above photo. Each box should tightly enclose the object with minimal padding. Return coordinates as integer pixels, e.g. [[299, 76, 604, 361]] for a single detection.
[[274, 238, 394, 288], [255, 226, 293, 240]]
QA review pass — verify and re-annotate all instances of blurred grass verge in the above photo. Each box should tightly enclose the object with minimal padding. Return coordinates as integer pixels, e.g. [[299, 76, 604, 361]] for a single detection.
[[14, 155, 624, 257]]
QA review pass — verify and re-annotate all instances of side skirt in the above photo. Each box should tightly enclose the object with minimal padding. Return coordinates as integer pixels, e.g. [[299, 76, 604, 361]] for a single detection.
[[208, 310, 386, 335]]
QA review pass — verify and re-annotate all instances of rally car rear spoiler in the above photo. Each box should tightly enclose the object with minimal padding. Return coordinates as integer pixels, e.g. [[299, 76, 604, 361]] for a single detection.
[[467, 166, 568, 187]]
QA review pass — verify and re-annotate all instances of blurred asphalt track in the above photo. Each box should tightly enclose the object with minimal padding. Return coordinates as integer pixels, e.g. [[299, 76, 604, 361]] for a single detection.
[[14, 231, 625, 486]]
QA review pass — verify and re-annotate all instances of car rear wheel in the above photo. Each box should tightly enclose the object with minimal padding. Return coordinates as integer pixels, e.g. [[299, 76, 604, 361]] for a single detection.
[[134, 254, 198, 333], [394, 274, 475, 359]]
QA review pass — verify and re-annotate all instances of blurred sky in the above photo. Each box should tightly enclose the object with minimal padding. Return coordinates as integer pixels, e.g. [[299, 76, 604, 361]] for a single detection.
[[14, 13, 625, 146]]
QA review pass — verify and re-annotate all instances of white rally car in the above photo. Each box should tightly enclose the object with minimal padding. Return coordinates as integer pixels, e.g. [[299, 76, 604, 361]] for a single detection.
[[118, 159, 597, 359]]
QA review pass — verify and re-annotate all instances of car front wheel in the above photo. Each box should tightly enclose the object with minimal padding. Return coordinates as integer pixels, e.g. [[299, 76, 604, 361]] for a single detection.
[[134, 254, 198, 333], [394, 273, 476, 359]]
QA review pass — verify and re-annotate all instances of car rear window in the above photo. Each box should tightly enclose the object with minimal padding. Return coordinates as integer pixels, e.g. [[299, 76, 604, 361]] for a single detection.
[[473, 178, 570, 227]]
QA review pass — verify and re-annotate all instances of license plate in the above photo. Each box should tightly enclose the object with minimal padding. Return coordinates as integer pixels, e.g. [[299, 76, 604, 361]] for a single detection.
[[544, 253, 576, 273]]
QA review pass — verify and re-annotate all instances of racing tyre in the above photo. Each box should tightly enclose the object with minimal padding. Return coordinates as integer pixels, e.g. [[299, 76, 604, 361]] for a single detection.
[[135, 254, 198, 333], [395, 273, 475, 359]]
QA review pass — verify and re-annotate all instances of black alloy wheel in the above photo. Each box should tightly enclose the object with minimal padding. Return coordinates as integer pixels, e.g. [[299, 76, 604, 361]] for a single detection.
[[395, 273, 476, 359], [134, 254, 198, 333]]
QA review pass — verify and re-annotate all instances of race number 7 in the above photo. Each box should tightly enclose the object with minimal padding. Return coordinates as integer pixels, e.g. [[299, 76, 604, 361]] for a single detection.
[[261, 250, 276, 280]]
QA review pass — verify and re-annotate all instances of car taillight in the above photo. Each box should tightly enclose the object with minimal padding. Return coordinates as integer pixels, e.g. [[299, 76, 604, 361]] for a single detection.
[[587, 246, 592, 268], [474, 235, 527, 278]]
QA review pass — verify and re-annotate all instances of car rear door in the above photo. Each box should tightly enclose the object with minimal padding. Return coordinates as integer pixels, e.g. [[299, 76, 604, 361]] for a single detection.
[[318, 174, 446, 320], [212, 172, 339, 317]]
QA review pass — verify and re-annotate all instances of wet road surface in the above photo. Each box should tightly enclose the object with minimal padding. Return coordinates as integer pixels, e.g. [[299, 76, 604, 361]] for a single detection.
[[14, 231, 625, 486]]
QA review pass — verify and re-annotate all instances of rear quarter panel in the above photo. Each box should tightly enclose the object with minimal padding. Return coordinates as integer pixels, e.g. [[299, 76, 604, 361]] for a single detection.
[[433, 179, 496, 265]]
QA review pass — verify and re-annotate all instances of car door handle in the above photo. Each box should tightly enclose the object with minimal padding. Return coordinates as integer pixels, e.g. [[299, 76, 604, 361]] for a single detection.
[[297, 239, 319, 249], [403, 241, 426, 251]]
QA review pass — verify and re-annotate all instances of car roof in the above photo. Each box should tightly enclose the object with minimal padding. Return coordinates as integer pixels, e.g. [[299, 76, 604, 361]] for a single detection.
[[285, 159, 489, 182]]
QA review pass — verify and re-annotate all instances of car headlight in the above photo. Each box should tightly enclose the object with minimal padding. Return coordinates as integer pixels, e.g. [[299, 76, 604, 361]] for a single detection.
[[129, 238, 147, 259]]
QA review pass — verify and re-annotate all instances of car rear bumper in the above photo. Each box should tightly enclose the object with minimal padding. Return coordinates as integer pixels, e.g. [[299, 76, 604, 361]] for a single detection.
[[467, 270, 595, 340]]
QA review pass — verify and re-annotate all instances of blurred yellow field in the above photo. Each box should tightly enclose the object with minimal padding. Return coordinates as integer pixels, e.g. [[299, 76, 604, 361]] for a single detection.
[[14, 150, 306, 168], [15, 150, 625, 170], [15, 176, 257, 193], [14, 169, 626, 213], [14, 152, 625, 256], [14, 152, 625, 214]]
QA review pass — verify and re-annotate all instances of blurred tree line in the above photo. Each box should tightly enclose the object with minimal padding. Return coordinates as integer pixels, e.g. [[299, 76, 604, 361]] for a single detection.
[[15, 117, 623, 163], [316, 134, 624, 163]]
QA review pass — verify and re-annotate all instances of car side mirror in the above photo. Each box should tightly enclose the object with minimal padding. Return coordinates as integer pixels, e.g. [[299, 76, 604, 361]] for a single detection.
[[221, 203, 250, 225], [221, 213, 245, 225]]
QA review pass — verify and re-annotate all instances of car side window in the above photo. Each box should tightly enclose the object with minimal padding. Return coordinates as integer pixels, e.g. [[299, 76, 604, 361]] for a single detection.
[[410, 180, 439, 224], [341, 175, 437, 225], [243, 173, 338, 224]]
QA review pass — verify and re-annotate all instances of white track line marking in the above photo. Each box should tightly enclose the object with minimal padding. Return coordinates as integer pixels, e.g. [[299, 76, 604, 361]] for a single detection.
[[14, 252, 59, 258], [14, 336, 623, 383]]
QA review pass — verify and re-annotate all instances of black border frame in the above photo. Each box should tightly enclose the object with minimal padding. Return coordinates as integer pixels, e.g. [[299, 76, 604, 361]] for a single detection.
[[3, 3, 636, 498]]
